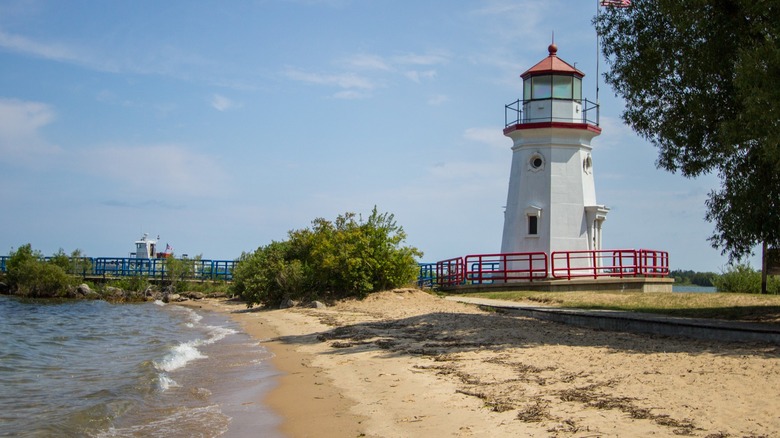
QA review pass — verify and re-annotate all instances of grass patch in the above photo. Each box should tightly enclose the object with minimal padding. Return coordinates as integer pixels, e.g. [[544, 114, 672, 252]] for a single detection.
[[460, 291, 780, 323]]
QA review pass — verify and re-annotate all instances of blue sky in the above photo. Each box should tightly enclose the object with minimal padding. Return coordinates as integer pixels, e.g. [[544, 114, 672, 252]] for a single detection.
[[0, 0, 757, 272]]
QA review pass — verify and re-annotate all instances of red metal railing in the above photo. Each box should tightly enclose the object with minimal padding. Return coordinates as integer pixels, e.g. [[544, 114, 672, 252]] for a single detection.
[[637, 249, 670, 277], [433, 249, 669, 287], [464, 252, 548, 284], [550, 249, 669, 280], [436, 257, 465, 287]]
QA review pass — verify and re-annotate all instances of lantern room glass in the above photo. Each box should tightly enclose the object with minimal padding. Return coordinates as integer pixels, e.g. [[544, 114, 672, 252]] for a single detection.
[[524, 75, 582, 100], [552, 76, 572, 98], [530, 76, 551, 99]]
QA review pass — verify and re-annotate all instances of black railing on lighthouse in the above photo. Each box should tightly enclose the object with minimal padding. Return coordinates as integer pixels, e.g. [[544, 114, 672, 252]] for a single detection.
[[505, 98, 600, 128]]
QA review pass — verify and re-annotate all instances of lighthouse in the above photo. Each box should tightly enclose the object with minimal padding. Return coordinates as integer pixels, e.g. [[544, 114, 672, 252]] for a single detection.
[[428, 43, 671, 291], [501, 44, 608, 257]]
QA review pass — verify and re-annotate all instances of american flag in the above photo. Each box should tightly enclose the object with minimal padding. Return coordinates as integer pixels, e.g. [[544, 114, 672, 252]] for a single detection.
[[600, 0, 631, 7]]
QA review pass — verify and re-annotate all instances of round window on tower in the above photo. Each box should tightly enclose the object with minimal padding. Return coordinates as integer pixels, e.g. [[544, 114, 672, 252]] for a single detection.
[[583, 154, 593, 175], [528, 152, 545, 172]]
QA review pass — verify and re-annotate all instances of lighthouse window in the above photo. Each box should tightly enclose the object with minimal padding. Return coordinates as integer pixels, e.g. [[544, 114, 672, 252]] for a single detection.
[[552, 76, 572, 99], [524, 79, 532, 101], [531, 76, 552, 99], [583, 154, 593, 174], [573, 76, 582, 100], [528, 152, 545, 172], [528, 75, 583, 100], [528, 216, 538, 235]]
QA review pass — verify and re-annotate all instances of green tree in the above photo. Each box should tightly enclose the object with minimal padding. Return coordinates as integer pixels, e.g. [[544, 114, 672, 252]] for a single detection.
[[164, 254, 202, 292], [68, 249, 92, 276], [670, 269, 717, 287], [6, 244, 42, 287], [231, 240, 304, 306], [231, 207, 422, 307], [595, 0, 780, 261], [714, 263, 779, 294], [6, 244, 76, 297], [49, 248, 70, 271]]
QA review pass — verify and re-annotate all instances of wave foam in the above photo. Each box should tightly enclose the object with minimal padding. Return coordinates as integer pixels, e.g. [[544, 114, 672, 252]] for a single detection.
[[157, 373, 179, 391], [153, 342, 206, 373]]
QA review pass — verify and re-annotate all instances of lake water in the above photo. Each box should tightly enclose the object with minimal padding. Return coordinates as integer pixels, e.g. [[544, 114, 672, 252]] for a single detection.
[[0, 295, 282, 437], [672, 285, 717, 293]]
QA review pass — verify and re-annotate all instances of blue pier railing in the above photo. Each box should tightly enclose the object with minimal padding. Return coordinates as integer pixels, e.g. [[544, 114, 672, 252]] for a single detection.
[[2, 255, 444, 286], [417, 263, 437, 288], [0, 255, 236, 281]]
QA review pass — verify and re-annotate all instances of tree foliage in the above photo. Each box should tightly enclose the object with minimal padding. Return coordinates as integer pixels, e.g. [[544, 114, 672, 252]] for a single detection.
[[231, 208, 423, 307], [164, 254, 202, 292], [714, 263, 779, 294], [669, 269, 717, 287], [595, 0, 780, 260], [6, 244, 77, 298]]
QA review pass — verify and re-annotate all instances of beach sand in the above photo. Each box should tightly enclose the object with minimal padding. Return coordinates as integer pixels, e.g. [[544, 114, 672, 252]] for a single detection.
[[190, 289, 780, 437]]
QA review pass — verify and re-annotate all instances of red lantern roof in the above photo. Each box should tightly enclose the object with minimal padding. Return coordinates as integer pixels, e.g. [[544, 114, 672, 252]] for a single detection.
[[520, 43, 584, 79]]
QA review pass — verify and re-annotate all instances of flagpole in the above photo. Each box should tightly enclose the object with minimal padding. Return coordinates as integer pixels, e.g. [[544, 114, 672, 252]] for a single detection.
[[596, 0, 600, 106]]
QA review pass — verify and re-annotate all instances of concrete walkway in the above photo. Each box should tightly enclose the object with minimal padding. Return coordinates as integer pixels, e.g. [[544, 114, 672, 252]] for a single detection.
[[446, 296, 780, 345]]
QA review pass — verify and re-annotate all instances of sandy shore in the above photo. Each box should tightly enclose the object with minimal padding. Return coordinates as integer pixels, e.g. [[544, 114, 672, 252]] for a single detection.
[[192, 290, 780, 437]]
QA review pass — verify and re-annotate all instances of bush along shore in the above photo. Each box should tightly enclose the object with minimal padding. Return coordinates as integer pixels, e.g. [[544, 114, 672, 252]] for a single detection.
[[3, 208, 421, 305], [1, 243, 231, 303], [0, 273, 229, 303]]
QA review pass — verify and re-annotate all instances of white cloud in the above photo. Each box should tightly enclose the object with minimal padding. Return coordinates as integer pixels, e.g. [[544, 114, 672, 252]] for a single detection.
[[427, 160, 504, 184], [427, 94, 449, 106], [283, 67, 380, 99], [286, 50, 449, 98], [332, 90, 371, 100], [0, 28, 219, 82], [80, 143, 230, 198], [470, 0, 548, 41], [343, 53, 391, 71], [0, 98, 61, 165], [0, 29, 85, 65], [404, 69, 437, 83], [392, 53, 450, 66], [211, 94, 239, 111], [596, 115, 640, 150], [284, 67, 376, 90], [463, 127, 510, 149]]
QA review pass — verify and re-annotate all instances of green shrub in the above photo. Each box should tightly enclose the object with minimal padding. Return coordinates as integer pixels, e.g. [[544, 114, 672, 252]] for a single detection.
[[164, 256, 194, 292], [48, 248, 92, 276], [67, 249, 92, 276], [670, 269, 718, 287], [713, 263, 780, 294], [184, 280, 232, 296], [232, 207, 422, 307], [49, 248, 71, 272], [6, 244, 76, 298], [231, 240, 306, 306], [107, 275, 151, 293]]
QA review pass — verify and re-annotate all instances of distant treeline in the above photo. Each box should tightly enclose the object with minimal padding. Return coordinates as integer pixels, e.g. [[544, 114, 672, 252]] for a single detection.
[[670, 270, 718, 287], [673, 267, 779, 294]]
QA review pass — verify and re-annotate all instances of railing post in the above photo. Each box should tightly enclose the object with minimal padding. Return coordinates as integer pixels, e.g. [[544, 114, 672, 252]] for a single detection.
[[503, 253, 508, 283]]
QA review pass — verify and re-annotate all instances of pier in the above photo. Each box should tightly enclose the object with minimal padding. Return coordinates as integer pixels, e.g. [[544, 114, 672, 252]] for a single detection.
[[0, 256, 236, 282]]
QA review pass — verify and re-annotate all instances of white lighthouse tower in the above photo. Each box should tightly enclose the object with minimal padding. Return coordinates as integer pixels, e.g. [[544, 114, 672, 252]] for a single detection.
[[501, 44, 608, 258]]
